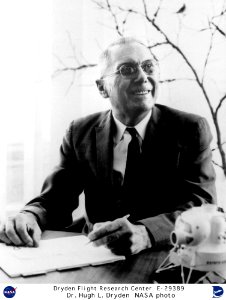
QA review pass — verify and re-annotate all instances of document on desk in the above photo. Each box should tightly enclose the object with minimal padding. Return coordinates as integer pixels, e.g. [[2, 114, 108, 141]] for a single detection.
[[0, 235, 125, 277]]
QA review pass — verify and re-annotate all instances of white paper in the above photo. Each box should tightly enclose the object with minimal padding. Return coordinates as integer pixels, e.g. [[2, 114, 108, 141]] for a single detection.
[[0, 235, 125, 277]]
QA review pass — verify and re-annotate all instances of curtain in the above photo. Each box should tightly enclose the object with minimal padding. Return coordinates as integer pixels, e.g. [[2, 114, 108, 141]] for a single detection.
[[0, 1, 53, 215]]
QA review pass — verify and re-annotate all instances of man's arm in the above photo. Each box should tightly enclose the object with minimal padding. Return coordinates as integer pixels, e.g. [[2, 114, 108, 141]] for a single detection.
[[138, 117, 216, 247], [0, 123, 84, 246], [22, 124, 84, 230]]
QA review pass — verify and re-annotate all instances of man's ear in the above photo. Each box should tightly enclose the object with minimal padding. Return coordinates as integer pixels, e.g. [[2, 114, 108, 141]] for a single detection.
[[96, 79, 109, 98]]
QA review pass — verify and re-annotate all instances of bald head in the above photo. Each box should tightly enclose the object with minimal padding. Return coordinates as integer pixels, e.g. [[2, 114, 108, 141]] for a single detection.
[[98, 37, 152, 78]]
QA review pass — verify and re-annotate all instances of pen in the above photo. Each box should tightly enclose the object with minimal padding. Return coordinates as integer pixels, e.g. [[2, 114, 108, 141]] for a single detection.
[[86, 214, 130, 245], [122, 214, 130, 220]]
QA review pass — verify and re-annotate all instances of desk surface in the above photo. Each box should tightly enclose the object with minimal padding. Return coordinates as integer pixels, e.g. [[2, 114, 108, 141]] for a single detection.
[[0, 230, 168, 284]]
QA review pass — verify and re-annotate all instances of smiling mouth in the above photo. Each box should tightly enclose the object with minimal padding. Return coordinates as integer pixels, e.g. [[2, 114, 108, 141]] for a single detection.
[[132, 90, 151, 95]]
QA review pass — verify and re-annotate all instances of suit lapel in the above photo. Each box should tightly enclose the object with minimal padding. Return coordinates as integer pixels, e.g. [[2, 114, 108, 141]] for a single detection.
[[143, 105, 181, 170], [143, 105, 162, 151], [95, 111, 114, 183]]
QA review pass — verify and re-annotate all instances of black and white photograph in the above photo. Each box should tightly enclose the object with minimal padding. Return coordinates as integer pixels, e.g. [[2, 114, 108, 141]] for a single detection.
[[0, 0, 226, 289]]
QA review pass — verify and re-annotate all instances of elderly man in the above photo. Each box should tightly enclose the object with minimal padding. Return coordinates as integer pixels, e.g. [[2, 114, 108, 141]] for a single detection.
[[0, 37, 216, 255]]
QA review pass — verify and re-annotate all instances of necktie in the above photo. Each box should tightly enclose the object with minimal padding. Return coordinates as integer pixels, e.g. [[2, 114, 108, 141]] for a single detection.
[[123, 127, 141, 193]]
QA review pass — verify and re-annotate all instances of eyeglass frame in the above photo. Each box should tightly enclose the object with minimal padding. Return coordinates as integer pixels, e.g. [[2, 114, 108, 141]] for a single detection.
[[101, 59, 158, 79]]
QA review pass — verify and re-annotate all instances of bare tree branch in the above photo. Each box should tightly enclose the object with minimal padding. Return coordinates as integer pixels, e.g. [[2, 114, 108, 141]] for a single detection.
[[64, 71, 77, 96], [153, 0, 164, 18], [211, 22, 226, 37], [148, 42, 168, 49], [212, 142, 226, 152], [96, 20, 119, 32], [121, 11, 130, 34], [66, 31, 80, 64], [116, 5, 146, 18], [212, 160, 223, 169], [201, 20, 216, 84], [53, 64, 97, 78], [212, 8, 226, 19], [160, 78, 195, 84], [105, 0, 123, 36], [53, 53, 67, 68], [142, 0, 149, 20], [139, 7, 217, 118], [91, 0, 107, 10], [215, 94, 226, 116]]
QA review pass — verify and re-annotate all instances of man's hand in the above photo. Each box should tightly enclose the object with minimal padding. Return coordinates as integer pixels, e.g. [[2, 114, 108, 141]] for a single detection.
[[0, 212, 42, 247], [88, 216, 151, 255]]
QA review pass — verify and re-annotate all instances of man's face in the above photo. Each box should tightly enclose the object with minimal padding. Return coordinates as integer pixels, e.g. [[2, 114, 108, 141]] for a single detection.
[[102, 42, 159, 120]]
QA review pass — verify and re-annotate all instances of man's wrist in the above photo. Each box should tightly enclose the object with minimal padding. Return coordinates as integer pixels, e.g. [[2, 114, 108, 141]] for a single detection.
[[20, 210, 42, 229], [138, 224, 152, 249]]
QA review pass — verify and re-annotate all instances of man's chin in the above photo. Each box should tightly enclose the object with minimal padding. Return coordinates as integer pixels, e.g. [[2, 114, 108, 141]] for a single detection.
[[129, 102, 154, 117], [134, 98, 155, 110]]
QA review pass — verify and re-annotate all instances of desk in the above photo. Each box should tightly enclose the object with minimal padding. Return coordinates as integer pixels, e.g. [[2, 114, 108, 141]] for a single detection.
[[0, 230, 168, 284]]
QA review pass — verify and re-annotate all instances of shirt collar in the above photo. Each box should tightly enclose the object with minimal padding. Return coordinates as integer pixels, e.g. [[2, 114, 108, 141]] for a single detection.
[[135, 109, 152, 140], [113, 109, 152, 144]]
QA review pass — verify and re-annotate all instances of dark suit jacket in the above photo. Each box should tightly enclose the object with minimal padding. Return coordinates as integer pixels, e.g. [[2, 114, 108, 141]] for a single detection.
[[23, 104, 216, 247]]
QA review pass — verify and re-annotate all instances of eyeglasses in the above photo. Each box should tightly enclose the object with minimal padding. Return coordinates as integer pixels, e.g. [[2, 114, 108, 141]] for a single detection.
[[102, 60, 157, 79]]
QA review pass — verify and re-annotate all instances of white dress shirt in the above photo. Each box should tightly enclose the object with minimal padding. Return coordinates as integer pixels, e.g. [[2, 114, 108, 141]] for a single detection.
[[113, 110, 152, 181]]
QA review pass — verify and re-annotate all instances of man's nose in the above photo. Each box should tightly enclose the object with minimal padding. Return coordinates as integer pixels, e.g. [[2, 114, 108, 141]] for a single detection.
[[134, 66, 148, 83]]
